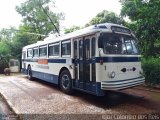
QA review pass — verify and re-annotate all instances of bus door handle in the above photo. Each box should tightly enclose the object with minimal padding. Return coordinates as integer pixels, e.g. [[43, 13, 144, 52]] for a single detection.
[[74, 59, 78, 63]]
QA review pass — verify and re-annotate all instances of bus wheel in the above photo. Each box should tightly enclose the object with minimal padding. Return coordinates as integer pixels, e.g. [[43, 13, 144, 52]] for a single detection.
[[27, 66, 33, 80], [59, 70, 73, 94]]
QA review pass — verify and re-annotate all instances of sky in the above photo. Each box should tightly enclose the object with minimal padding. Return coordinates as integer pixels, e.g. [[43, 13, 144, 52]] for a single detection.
[[0, 0, 121, 30]]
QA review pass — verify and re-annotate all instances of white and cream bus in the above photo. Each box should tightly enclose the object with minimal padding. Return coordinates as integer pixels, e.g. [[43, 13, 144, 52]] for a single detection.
[[21, 23, 145, 96]]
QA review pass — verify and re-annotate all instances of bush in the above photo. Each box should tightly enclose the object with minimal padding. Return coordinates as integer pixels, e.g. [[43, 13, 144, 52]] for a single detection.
[[142, 57, 160, 85], [0, 58, 9, 74]]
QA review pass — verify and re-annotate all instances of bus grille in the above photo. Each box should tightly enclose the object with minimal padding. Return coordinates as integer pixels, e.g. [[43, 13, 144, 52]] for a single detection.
[[101, 77, 145, 90]]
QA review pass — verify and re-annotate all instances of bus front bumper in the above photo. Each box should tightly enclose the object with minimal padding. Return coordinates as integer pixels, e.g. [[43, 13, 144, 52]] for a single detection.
[[101, 77, 145, 90]]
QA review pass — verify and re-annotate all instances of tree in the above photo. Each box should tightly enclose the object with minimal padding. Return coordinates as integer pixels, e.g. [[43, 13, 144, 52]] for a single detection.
[[120, 0, 160, 57], [0, 28, 17, 73], [0, 27, 16, 42], [86, 10, 125, 26], [1, 0, 64, 72], [16, 0, 64, 36], [8, 0, 64, 60], [0, 41, 11, 73], [64, 25, 81, 34]]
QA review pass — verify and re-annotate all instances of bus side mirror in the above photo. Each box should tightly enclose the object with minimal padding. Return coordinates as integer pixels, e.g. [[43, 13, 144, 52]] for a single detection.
[[99, 48, 104, 57], [98, 33, 103, 48]]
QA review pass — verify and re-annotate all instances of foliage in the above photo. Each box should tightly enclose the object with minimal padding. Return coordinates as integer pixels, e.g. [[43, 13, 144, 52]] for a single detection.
[[120, 0, 160, 58], [64, 25, 81, 34], [0, 0, 63, 73], [86, 10, 125, 26], [0, 41, 11, 73], [13, 0, 64, 60], [0, 27, 16, 42], [0, 26, 42, 73], [16, 0, 64, 36], [11, 33, 36, 59], [142, 57, 160, 85]]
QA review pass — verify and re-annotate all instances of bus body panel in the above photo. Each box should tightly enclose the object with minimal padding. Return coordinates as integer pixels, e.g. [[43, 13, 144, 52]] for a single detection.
[[96, 61, 144, 90], [21, 23, 145, 96], [22, 59, 74, 85]]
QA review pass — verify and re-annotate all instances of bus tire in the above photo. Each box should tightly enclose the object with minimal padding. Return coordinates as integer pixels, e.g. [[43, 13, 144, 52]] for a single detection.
[[27, 66, 33, 81], [59, 70, 73, 94]]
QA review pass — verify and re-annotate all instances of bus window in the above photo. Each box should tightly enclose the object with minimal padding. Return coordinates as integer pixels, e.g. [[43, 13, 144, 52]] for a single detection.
[[103, 35, 122, 54], [122, 36, 139, 54], [39, 46, 47, 57], [91, 37, 96, 58], [74, 41, 77, 58], [33, 48, 39, 57], [49, 43, 59, 56], [27, 49, 33, 57], [131, 40, 139, 54], [62, 41, 71, 56], [102, 33, 139, 55], [49, 45, 53, 56], [10, 61, 14, 66], [79, 40, 83, 59], [53, 44, 59, 56], [124, 40, 133, 54], [10, 60, 19, 66]]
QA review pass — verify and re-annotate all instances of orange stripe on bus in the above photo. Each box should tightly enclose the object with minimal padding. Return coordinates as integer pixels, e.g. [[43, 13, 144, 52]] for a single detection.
[[38, 59, 48, 64]]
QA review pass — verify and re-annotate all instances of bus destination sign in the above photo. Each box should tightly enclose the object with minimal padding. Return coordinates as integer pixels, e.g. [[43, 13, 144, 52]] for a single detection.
[[111, 26, 131, 34]]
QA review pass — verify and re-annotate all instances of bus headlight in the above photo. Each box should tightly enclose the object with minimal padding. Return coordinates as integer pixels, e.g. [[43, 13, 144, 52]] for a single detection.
[[108, 71, 116, 78]]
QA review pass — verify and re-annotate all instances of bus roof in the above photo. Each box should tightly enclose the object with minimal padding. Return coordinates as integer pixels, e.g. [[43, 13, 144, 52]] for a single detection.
[[23, 23, 131, 50]]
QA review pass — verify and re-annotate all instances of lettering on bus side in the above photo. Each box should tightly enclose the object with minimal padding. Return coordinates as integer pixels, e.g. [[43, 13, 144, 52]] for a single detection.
[[36, 65, 49, 69], [38, 59, 48, 64]]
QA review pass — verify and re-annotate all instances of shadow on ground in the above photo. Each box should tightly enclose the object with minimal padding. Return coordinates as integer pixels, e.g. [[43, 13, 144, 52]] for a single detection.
[[29, 77, 160, 113]]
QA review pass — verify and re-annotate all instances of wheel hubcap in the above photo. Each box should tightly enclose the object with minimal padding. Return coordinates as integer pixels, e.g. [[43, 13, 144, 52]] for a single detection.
[[62, 74, 69, 89]]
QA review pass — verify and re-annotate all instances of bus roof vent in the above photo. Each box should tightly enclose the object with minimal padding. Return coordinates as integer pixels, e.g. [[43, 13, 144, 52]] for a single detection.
[[94, 25, 107, 29]]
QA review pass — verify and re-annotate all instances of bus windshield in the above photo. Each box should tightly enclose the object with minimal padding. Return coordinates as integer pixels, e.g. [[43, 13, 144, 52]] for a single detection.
[[102, 33, 139, 55]]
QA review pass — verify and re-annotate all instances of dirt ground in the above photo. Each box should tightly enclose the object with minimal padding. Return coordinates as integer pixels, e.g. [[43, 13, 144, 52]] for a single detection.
[[0, 73, 160, 120]]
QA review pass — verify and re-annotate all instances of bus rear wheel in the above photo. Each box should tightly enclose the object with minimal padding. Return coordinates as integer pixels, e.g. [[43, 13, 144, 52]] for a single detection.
[[59, 70, 73, 94], [27, 66, 33, 81]]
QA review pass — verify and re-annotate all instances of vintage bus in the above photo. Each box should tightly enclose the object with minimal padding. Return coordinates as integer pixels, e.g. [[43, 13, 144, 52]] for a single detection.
[[21, 23, 145, 96]]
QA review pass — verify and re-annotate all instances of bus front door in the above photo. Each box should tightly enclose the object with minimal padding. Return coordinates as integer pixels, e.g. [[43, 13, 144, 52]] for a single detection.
[[74, 36, 96, 91]]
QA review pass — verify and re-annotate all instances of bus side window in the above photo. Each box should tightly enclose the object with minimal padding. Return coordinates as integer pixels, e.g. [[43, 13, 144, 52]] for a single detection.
[[49, 45, 54, 56], [79, 40, 83, 59], [85, 39, 90, 59], [39, 46, 47, 57], [33, 48, 39, 57], [27, 49, 33, 58], [49, 43, 60, 56], [62, 40, 71, 56], [53, 44, 59, 56]]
